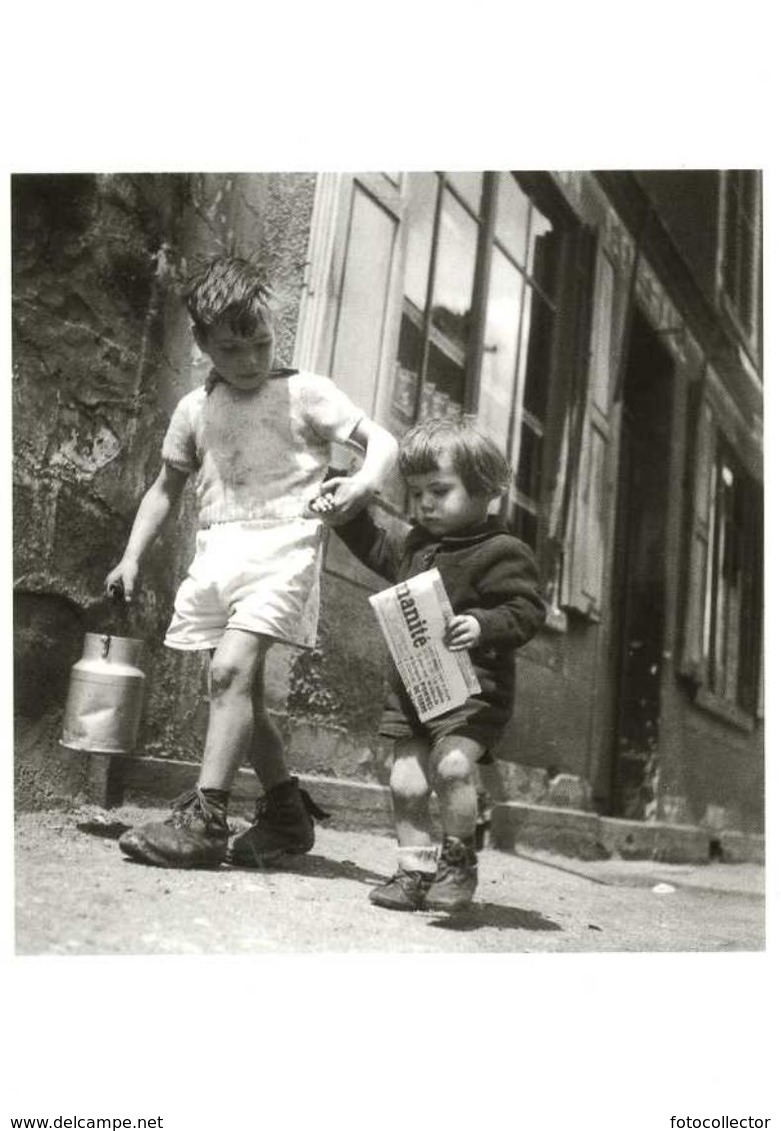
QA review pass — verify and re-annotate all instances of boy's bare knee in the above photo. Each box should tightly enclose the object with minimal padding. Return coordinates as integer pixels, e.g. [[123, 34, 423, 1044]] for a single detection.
[[209, 657, 253, 697], [433, 747, 472, 787], [390, 760, 429, 802]]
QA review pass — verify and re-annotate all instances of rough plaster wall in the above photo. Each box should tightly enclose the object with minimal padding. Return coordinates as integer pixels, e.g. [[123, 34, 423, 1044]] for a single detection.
[[660, 687, 764, 833], [287, 569, 386, 736], [12, 174, 192, 807], [13, 172, 321, 809]]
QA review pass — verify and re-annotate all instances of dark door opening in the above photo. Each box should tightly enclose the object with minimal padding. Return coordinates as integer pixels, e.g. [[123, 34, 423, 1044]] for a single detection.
[[610, 310, 674, 820]]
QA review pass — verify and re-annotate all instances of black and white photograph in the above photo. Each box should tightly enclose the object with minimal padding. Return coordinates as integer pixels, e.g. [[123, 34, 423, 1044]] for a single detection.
[[3, 7, 776, 1131], [11, 169, 765, 957]]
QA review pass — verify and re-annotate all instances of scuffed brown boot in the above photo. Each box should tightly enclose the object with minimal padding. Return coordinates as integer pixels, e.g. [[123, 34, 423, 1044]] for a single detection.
[[119, 788, 229, 869], [369, 870, 431, 911], [424, 836, 478, 911], [228, 777, 329, 866]]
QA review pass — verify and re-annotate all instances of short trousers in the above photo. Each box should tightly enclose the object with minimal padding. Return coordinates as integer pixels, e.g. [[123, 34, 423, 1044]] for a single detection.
[[164, 517, 324, 652], [379, 683, 511, 753]]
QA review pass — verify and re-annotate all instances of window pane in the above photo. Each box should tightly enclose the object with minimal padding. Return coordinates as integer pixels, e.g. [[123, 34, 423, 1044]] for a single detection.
[[331, 185, 396, 414], [477, 244, 524, 454], [516, 418, 544, 501], [391, 307, 424, 428], [445, 171, 484, 214], [495, 173, 531, 264], [707, 447, 763, 712], [523, 290, 554, 420], [420, 345, 466, 420], [737, 477, 763, 710], [430, 187, 478, 352], [402, 173, 438, 312], [507, 280, 534, 473]]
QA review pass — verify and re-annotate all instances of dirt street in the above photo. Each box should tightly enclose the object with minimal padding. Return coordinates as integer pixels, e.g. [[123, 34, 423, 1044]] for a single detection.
[[15, 805, 765, 955]]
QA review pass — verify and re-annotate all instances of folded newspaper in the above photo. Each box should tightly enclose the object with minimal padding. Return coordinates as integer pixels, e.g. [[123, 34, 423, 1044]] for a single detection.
[[369, 569, 481, 722]]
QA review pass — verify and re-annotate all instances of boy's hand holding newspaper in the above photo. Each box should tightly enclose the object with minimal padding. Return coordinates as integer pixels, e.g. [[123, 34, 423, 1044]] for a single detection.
[[444, 614, 481, 651], [369, 569, 482, 722]]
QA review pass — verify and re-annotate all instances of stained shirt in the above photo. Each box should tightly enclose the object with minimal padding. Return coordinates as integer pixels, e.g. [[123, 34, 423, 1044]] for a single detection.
[[161, 368, 364, 527]]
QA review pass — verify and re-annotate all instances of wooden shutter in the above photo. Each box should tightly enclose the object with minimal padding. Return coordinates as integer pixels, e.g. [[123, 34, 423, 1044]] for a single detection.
[[679, 381, 716, 681], [560, 246, 618, 617]]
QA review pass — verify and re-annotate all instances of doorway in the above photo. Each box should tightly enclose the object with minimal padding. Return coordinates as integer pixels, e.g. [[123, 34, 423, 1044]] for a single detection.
[[610, 310, 674, 819]]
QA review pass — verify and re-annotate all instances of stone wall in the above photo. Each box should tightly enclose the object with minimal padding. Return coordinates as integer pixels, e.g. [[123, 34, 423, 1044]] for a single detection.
[[12, 172, 317, 808]]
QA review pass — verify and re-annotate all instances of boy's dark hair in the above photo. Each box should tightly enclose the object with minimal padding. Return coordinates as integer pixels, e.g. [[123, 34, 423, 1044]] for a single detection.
[[184, 256, 274, 337], [398, 416, 511, 497]]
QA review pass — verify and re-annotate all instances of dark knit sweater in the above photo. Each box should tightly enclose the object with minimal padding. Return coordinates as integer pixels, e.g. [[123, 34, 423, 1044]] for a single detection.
[[334, 509, 546, 716]]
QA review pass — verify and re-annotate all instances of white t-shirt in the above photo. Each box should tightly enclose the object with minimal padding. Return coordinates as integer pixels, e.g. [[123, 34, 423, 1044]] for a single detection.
[[162, 369, 364, 527]]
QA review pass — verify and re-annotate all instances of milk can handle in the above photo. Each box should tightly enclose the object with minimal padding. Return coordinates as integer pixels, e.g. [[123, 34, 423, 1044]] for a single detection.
[[101, 635, 111, 659], [108, 579, 132, 636]]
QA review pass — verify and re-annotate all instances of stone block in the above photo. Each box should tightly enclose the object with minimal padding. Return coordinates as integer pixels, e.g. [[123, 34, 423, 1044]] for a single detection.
[[597, 817, 661, 860], [493, 762, 551, 804], [598, 816, 710, 863], [657, 792, 695, 826], [286, 720, 389, 783], [547, 772, 593, 811], [297, 775, 394, 833], [491, 801, 604, 859], [119, 756, 396, 833], [719, 831, 765, 864]]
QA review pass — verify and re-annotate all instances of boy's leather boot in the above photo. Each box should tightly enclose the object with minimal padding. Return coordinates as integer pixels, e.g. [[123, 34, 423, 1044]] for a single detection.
[[424, 835, 478, 911], [228, 777, 329, 866], [118, 788, 229, 869], [369, 869, 431, 911]]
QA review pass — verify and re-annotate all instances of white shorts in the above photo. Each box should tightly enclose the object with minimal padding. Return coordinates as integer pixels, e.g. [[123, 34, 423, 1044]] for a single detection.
[[164, 518, 324, 651]]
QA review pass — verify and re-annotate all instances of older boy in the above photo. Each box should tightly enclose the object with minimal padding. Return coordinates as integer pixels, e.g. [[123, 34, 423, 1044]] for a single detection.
[[107, 256, 398, 868]]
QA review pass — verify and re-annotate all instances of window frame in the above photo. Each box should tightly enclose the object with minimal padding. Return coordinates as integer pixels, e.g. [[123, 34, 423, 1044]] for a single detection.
[[717, 169, 762, 358], [703, 437, 763, 718], [679, 377, 763, 729], [297, 170, 590, 600]]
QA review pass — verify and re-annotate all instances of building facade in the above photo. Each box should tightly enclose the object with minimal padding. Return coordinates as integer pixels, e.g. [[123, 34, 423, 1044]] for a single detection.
[[12, 171, 763, 836]]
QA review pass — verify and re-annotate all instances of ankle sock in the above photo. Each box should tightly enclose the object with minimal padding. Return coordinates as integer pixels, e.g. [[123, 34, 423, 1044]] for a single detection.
[[397, 845, 439, 875]]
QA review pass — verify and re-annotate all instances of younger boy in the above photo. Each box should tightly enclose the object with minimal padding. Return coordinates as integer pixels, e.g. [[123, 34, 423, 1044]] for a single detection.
[[314, 417, 546, 911]]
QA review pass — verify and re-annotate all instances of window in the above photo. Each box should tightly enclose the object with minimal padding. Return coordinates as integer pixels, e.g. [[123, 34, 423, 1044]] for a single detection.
[[388, 171, 566, 556], [704, 443, 763, 714], [681, 386, 763, 724], [479, 174, 562, 551], [298, 171, 580, 579], [720, 170, 761, 347], [390, 172, 483, 431]]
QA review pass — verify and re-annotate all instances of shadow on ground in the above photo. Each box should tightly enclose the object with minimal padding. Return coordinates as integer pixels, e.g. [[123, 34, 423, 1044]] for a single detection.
[[246, 853, 388, 885], [77, 822, 563, 919], [427, 902, 562, 933], [77, 820, 132, 839], [78, 821, 387, 885]]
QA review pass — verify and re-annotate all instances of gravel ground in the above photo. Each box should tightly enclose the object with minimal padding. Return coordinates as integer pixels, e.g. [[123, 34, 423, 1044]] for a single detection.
[[15, 805, 765, 955]]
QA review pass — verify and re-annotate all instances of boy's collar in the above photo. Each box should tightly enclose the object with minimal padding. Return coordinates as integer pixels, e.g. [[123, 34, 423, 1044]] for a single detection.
[[409, 515, 508, 547], [205, 366, 298, 393]]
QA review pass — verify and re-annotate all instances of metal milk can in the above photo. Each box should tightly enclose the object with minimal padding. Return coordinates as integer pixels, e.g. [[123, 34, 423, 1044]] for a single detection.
[[61, 632, 146, 755]]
